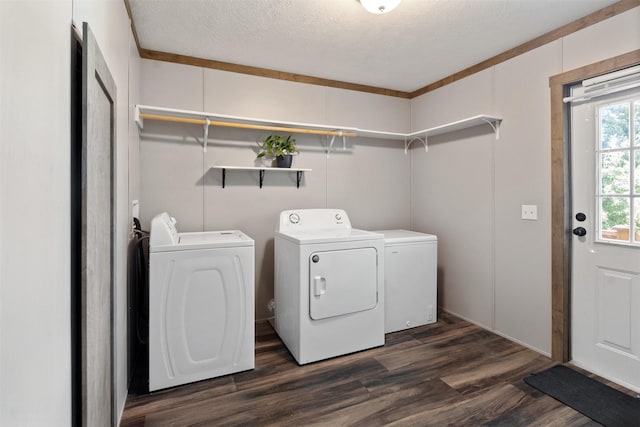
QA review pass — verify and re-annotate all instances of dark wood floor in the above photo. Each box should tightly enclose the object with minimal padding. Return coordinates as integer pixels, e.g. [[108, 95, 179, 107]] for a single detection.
[[121, 312, 623, 426]]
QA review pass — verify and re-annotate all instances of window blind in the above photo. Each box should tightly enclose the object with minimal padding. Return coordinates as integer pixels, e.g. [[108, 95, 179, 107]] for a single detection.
[[563, 65, 640, 103]]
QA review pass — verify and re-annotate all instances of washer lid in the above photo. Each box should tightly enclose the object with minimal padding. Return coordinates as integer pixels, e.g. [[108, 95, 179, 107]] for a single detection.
[[276, 228, 383, 245], [374, 229, 437, 244], [150, 230, 254, 252]]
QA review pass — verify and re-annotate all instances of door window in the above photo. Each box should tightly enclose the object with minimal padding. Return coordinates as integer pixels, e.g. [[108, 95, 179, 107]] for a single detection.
[[596, 96, 640, 245]]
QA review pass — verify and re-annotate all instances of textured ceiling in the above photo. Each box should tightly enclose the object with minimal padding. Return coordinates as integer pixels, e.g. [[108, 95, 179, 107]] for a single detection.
[[128, 0, 621, 92]]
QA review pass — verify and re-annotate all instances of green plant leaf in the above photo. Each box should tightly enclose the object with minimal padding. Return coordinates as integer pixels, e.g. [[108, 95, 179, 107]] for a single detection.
[[256, 133, 297, 159]]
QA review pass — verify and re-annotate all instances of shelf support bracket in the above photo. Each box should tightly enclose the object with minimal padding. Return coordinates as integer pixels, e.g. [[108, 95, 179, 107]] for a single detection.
[[404, 136, 428, 154], [259, 169, 265, 188], [325, 131, 345, 158], [203, 118, 210, 152], [221, 168, 226, 189], [326, 134, 336, 158], [481, 118, 501, 140], [296, 171, 303, 188], [134, 106, 143, 130]]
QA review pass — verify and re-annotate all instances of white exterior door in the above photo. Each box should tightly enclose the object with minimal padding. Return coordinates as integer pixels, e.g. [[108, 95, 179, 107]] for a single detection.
[[570, 87, 640, 392]]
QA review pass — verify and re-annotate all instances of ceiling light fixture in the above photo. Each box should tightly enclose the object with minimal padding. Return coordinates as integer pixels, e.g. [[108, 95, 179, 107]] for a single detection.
[[360, 0, 401, 14]]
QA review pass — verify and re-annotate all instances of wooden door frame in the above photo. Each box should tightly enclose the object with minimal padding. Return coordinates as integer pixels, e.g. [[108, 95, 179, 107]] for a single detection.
[[549, 49, 640, 361]]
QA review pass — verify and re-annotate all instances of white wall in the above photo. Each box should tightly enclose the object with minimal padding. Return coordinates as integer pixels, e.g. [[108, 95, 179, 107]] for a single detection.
[[492, 42, 560, 353], [129, 30, 142, 216], [410, 6, 640, 355], [0, 1, 72, 425], [1, 1, 139, 425], [73, 0, 141, 419], [411, 70, 496, 330], [139, 60, 411, 320]]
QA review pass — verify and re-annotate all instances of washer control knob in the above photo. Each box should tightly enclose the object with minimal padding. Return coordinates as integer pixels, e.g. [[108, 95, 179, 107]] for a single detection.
[[312, 255, 320, 263], [335, 213, 342, 221], [289, 213, 300, 224]]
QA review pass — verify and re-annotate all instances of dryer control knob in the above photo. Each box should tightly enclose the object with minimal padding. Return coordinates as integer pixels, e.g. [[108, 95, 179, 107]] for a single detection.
[[335, 213, 342, 221], [312, 255, 320, 263], [289, 213, 300, 224]]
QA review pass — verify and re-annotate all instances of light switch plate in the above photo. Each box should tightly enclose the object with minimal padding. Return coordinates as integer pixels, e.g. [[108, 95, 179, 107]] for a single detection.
[[522, 204, 537, 220]]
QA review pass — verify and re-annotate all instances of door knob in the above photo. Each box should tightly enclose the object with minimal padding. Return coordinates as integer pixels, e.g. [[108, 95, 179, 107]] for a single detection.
[[573, 227, 587, 236], [575, 212, 586, 222]]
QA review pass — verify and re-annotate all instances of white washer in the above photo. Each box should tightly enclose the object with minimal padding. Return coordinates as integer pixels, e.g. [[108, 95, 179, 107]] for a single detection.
[[149, 212, 255, 391], [375, 230, 438, 333], [274, 209, 384, 365]]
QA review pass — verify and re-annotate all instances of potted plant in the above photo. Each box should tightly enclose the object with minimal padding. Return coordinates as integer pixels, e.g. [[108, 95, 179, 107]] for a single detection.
[[256, 134, 298, 168]]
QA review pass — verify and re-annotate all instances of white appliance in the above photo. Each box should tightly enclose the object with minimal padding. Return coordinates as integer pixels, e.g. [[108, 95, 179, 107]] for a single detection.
[[274, 209, 385, 365], [148, 212, 255, 391], [375, 230, 438, 333]]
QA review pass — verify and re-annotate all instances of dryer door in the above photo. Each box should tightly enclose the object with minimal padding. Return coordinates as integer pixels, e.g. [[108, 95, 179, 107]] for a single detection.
[[309, 247, 378, 320]]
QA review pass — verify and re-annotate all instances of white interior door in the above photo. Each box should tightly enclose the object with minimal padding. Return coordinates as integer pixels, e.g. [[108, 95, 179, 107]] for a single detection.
[[570, 85, 640, 392]]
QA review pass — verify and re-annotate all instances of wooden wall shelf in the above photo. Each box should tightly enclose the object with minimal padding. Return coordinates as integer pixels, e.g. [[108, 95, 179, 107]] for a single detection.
[[135, 105, 502, 155], [210, 166, 312, 189]]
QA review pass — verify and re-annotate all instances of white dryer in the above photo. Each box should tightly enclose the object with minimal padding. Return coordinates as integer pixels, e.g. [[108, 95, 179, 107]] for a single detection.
[[149, 212, 254, 391], [274, 209, 384, 365]]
